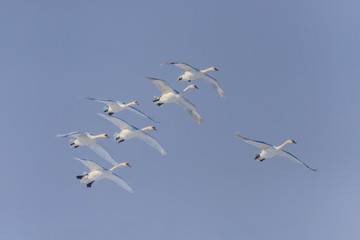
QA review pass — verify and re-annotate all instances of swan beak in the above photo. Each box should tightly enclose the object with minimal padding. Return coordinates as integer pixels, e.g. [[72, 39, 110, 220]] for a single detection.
[[153, 127, 157, 131], [135, 101, 139, 105], [194, 85, 199, 89], [214, 68, 219, 71], [126, 163, 131, 167], [178, 77, 182, 81], [105, 135, 110, 138]]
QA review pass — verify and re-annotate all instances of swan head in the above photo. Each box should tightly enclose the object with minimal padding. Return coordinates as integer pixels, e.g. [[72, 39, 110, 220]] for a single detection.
[[289, 139, 296, 144], [190, 84, 198, 89], [212, 67, 219, 71], [119, 162, 131, 167], [103, 134, 110, 138], [151, 126, 157, 131], [131, 101, 139, 105]]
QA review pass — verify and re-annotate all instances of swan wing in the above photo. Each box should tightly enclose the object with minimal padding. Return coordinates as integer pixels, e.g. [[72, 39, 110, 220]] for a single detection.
[[162, 62, 199, 72], [278, 150, 317, 171], [126, 106, 159, 123], [75, 157, 103, 171], [98, 113, 133, 130], [145, 77, 174, 94], [106, 174, 135, 193], [56, 131, 84, 138], [87, 140, 119, 166], [235, 133, 272, 150], [137, 133, 166, 156], [176, 97, 203, 123], [86, 97, 116, 106], [202, 74, 225, 97]]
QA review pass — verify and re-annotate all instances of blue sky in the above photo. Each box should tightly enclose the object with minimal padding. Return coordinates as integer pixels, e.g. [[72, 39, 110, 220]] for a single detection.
[[1, 1, 360, 239]]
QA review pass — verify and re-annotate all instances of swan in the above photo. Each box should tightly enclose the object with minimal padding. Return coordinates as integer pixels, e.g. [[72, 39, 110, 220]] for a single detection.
[[56, 132, 118, 165], [235, 133, 317, 171], [98, 113, 166, 156], [145, 77, 202, 123], [86, 97, 158, 123], [75, 157, 134, 192], [162, 62, 224, 97]]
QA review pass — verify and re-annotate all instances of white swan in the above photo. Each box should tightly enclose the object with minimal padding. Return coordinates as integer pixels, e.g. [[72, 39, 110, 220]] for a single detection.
[[86, 97, 158, 123], [98, 113, 166, 156], [75, 158, 134, 192], [145, 77, 202, 123], [56, 132, 118, 165], [162, 62, 224, 97], [235, 133, 317, 171]]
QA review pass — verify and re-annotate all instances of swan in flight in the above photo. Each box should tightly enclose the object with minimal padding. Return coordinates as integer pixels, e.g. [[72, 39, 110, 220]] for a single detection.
[[235, 133, 317, 171], [75, 158, 134, 192], [86, 97, 158, 123], [162, 62, 224, 97], [145, 77, 202, 123], [98, 113, 166, 156], [56, 132, 118, 166]]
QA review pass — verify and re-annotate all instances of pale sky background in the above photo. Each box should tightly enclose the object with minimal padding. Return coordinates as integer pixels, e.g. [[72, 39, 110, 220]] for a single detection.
[[1, 1, 360, 239]]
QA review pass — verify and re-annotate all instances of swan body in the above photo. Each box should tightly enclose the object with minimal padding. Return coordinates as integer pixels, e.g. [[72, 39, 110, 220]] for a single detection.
[[98, 113, 166, 156], [146, 77, 202, 123], [162, 62, 224, 97], [56, 131, 118, 166], [235, 133, 317, 171], [75, 158, 134, 192], [86, 98, 158, 123]]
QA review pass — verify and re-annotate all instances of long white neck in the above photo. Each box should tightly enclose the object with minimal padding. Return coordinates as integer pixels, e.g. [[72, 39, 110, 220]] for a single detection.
[[141, 126, 154, 132], [180, 85, 193, 96], [276, 140, 292, 150], [109, 163, 125, 172], [201, 67, 216, 73], [88, 134, 107, 139], [123, 101, 137, 107]]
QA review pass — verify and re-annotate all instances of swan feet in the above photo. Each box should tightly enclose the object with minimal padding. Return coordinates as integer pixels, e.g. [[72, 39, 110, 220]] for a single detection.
[[70, 142, 79, 148], [157, 103, 163, 106], [87, 181, 94, 188], [76, 174, 88, 179], [153, 96, 160, 102], [108, 112, 114, 116], [115, 136, 124, 143]]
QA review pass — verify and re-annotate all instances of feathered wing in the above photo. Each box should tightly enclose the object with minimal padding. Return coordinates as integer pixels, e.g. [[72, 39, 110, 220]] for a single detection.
[[137, 133, 166, 156], [98, 113, 133, 130], [56, 131, 84, 138], [75, 158, 103, 171], [235, 133, 272, 150], [86, 97, 116, 106], [176, 97, 203, 123], [278, 150, 317, 171], [87, 141, 119, 165], [162, 62, 199, 72], [202, 74, 225, 97], [145, 77, 175, 94], [106, 174, 135, 193], [126, 106, 159, 123]]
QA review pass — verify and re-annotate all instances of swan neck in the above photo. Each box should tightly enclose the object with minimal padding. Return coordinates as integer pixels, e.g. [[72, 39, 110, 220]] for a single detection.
[[141, 126, 153, 131], [277, 140, 291, 150], [180, 85, 192, 96], [110, 164, 123, 172], [201, 67, 215, 73]]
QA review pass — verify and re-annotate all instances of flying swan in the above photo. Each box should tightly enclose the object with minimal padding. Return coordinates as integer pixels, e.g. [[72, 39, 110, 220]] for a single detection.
[[162, 62, 224, 97], [56, 131, 118, 166], [75, 157, 134, 192], [98, 113, 166, 156], [146, 77, 202, 123], [86, 97, 158, 123], [235, 133, 317, 171]]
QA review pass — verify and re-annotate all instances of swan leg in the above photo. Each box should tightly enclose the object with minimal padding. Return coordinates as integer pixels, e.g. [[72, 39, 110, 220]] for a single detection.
[[74, 145, 79, 148], [178, 77, 182, 81], [153, 97, 160, 102], [104, 108, 108, 113], [157, 103, 163, 106], [87, 181, 94, 188], [118, 139, 124, 143], [108, 112, 114, 116], [76, 174, 87, 179]]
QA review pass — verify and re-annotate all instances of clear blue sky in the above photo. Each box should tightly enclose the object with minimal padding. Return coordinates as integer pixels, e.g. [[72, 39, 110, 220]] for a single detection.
[[1, 1, 359, 239]]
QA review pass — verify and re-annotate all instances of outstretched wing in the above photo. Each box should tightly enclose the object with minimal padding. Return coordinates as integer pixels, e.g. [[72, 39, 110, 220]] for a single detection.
[[235, 133, 272, 150], [162, 62, 199, 72], [202, 74, 225, 97], [137, 132, 166, 156], [56, 131, 84, 138], [176, 97, 203, 123], [126, 106, 159, 123], [278, 150, 317, 172], [86, 97, 116, 106], [87, 141, 118, 166], [75, 157, 103, 171], [106, 174, 135, 193], [98, 113, 133, 130], [145, 77, 175, 94]]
